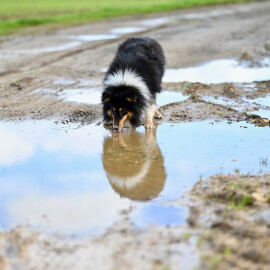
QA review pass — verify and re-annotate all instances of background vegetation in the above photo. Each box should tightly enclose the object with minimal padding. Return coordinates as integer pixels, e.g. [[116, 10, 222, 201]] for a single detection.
[[0, 0, 252, 35]]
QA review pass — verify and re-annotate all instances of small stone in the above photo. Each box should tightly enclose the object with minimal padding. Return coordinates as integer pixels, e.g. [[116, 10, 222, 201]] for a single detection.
[[252, 192, 265, 202], [264, 40, 270, 51], [261, 118, 269, 123]]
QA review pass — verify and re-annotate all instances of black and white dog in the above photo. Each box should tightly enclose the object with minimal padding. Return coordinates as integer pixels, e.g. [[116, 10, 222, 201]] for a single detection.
[[102, 37, 166, 132]]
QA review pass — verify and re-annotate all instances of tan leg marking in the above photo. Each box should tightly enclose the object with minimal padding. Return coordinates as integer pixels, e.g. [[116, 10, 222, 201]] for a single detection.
[[145, 104, 156, 129], [154, 108, 163, 119]]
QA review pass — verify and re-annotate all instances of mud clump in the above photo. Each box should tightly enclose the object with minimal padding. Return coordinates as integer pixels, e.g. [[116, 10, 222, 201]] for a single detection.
[[9, 77, 34, 91], [246, 114, 270, 127], [190, 174, 270, 270], [0, 220, 198, 270], [222, 84, 238, 99], [64, 109, 99, 125], [160, 97, 244, 123], [0, 84, 102, 122], [264, 40, 270, 51]]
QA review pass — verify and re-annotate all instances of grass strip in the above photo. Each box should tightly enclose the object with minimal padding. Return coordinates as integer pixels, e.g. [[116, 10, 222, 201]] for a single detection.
[[0, 0, 254, 35]]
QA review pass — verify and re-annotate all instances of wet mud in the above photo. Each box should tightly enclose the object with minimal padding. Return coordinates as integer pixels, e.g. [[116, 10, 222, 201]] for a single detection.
[[0, 1, 270, 269], [190, 174, 270, 270]]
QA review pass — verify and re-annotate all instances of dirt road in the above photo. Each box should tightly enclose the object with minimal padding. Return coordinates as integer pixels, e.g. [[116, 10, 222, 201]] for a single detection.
[[0, 1, 270, 270], [0, 1, 270, 123]]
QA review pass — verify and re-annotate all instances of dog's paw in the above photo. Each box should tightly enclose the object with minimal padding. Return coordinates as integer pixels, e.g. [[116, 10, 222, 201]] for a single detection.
[[154, 109, 163, 119], [154, 113, 163, 119], [145, 124, 155, 129]]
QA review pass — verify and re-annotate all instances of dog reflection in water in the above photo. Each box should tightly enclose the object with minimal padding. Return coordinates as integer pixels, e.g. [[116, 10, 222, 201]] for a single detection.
[[102, 127, 166, 201]]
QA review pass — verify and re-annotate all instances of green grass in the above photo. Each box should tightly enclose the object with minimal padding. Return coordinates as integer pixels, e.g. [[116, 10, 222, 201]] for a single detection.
[[231, 194, 254, 209], [209, 255, 222, 270], [0, 0, 253, 35], [266, 194, 270, 204]]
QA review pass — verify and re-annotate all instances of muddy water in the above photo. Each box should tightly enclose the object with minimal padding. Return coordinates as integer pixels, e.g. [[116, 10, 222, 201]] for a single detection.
[[0, 41, 83, 54], [250, 95, 270, 107], [201, 95, 270, 118], [57, 88, 187, 106], [164, 59, 270, 84], [60, 88, 102, 104], [254, 109, 270, 119], [110, 27, 145, 34], [245, 94, 270, 119], [156, 90, 188, 106], [0, 120, 269, 235], [69, 34, 118, 41]]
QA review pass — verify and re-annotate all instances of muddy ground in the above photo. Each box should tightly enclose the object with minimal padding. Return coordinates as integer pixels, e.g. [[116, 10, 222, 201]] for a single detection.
[[190, 174, 270, 270], [0, 1, 270, 270], [0, 173, 269, 270], [0, 1, 270, 124]]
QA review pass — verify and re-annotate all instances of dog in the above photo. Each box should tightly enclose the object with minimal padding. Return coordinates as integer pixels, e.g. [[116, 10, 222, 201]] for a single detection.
[[102, 37, 166, 132], [102, 127, 166, 201]]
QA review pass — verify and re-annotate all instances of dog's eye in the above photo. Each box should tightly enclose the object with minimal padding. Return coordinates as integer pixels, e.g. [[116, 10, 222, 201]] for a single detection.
[[108, 110, 114, 118], [120, 109, 126, 117]]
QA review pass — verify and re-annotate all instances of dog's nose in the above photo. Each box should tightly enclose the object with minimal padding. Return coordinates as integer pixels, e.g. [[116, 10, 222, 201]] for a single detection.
[[114, 127, 119, 131]]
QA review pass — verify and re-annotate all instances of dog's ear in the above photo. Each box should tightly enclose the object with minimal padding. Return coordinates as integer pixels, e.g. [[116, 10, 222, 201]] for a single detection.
[[126, 97, 137, 102], [102, 92, 110, 103]]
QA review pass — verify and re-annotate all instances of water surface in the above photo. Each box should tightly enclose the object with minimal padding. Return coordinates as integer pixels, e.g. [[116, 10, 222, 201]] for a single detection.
[[164, 59, 270, 84], [59, 88, 187, 106], [0, 120, 269, 235], [110, 27, 145, 34]]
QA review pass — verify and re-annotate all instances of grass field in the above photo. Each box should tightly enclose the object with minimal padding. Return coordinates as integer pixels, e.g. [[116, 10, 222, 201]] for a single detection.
[[0, 0, 253, 35]]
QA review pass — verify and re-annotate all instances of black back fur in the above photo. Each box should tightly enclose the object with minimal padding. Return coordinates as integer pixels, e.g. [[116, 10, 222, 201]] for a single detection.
[[102, 37, 166, 127]]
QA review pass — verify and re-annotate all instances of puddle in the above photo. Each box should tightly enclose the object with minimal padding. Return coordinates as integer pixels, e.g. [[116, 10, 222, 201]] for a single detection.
[[0, 35, 117, 55], [0, 120, 269, 235], [140, 7, 248, 27], [181, 9, 234, 20], [246, 95, 270, 107], [78, 79, 101, 87], [53, 79, 77, 86], [131, 204, 187, 227], [59, 88, 102, 104], [110, 27, 145, 34], [255, 110, 270, 119], [68, 34, 118, 41], [34, 88, 61, 95], [244, 95, 270, 119], [57, 88, 187, 106], [238, 82, 258, 91], [163, 59, 270, 84], [0, 121, 125, 235], [201, 96, 239, 107], [202, 95, 270, 118], [53, 78, 101, 88], [141, 17, 169, 26], [0, 41, 82, 54], [157, 90, 188, 106]]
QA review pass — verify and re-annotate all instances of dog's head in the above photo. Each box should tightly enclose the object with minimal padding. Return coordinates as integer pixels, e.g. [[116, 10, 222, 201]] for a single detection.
[[102, 86, 145, 132]]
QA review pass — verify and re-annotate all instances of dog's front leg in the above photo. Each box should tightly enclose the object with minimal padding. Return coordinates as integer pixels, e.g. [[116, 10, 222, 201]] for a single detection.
[[154, 108, 163, 119], [145, 104, 156, 129]]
